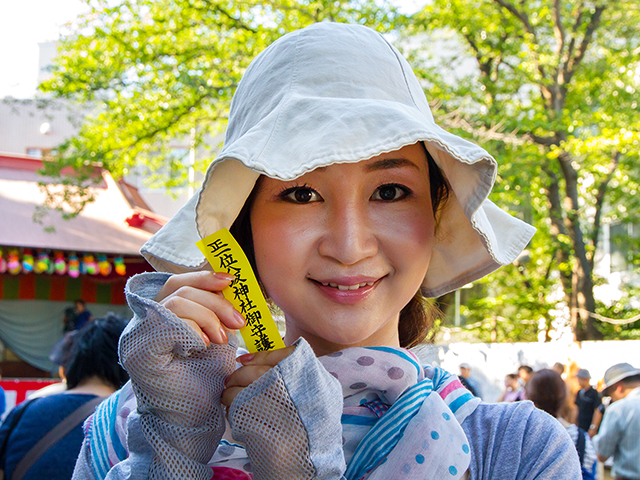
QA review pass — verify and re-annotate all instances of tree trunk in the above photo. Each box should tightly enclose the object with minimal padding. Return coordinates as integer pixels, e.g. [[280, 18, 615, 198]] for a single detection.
[[558, 152, 603, 340]]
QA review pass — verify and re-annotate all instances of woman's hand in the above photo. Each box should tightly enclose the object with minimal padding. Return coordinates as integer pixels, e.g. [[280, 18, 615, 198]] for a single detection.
[[154, 271, 247, 344], [221, 346, 297, 407]]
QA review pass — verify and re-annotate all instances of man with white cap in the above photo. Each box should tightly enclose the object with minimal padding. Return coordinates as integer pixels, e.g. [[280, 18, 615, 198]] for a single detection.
[[593, 362, 640, 480]]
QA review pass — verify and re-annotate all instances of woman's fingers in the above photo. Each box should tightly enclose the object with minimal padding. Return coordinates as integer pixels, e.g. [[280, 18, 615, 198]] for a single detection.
[[155, 271, 235, 303], [221, 346, 297, 406], [161, 283, 246, 331], [236, 346, 297, 367], [221, 386, 244, 407], [221, 365, 272, 406], [162, 295, 233, 345]]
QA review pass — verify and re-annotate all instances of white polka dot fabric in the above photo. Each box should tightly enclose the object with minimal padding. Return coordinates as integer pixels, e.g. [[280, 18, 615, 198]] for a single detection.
[[319, 347, 476, 479]]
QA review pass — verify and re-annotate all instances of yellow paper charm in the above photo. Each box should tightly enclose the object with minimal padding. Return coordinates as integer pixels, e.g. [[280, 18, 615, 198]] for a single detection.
[[196, 228, 285, 352]]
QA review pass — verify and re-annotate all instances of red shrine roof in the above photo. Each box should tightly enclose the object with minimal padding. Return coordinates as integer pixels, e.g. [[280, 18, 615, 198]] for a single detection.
[[0, 152, 167, 255]]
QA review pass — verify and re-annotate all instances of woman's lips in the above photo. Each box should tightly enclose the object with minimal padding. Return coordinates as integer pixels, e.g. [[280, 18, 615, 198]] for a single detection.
[[311, 277, 381, 305]]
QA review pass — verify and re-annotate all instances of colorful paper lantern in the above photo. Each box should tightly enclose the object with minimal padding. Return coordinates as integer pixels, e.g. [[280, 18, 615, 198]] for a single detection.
[[22, 249, 34, 273], [68, 253, 80, 278], [54, 251, 67, 275], [8, 249, 21, 275], [114, 256, 126, 276], [98, 254, 112, 276], [35, 251, 50, 274], [83, 254, 98, 275]]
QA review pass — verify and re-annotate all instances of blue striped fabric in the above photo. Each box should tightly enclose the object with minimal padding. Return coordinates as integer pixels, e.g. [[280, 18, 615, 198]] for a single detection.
[[342, 414, 378, 426], [345, 380, 434, 480], [448, 391, 475, 414], [90, 390, 123, 479], [364, 346, 422, 377]]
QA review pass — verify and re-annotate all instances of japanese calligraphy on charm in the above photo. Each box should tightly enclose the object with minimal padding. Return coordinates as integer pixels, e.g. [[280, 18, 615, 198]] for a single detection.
[[195, 228, 285, 353]]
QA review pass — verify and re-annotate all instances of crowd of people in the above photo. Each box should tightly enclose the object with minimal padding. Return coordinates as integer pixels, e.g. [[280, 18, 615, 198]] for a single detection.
[[459, 360, 640, 480]]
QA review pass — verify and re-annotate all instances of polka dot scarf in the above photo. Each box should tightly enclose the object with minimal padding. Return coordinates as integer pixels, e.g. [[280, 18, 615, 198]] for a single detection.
[[319, 346, 480, 480]]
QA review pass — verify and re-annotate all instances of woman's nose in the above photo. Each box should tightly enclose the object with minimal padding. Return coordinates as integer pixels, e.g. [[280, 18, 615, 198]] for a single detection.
[[317, 201, 378, 266]]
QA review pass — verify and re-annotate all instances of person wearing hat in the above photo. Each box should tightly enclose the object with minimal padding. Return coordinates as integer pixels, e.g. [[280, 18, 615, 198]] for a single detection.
[[575, 368, 602, 433], [71, 22, 581, 480], [458, 363, 481, 399], [593, 363, 640, 479]]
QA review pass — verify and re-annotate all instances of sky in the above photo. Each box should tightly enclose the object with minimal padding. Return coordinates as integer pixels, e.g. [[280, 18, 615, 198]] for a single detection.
[[0, 0, 90, 98], [0, 0, 426, 99]]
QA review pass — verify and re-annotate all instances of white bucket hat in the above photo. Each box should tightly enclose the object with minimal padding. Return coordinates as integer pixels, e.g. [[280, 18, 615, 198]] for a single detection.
[[141, 22, 535, 298]]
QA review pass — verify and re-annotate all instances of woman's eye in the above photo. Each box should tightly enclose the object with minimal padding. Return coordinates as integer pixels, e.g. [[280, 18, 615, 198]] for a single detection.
[[281, 186, 321, 203], [371, 184, 411, 202]]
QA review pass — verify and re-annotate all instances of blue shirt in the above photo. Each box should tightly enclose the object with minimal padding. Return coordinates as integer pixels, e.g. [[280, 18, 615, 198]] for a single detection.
[[593, 387, 640, 479], [0, 393, 99, 480]]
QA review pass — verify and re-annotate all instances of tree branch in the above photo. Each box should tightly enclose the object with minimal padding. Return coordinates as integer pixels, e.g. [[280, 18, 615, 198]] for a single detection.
[[589, 151, 620, 270], [493, 0, 535, 37], [492, 0, 547, 83], [524, 132, 561, 146], [553, 0, 565, 57], [433, 104, 527, 145], [565, 5, 605, 83]]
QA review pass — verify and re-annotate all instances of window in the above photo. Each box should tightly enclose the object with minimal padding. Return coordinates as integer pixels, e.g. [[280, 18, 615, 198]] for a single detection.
[[25, 148, 52, 158]]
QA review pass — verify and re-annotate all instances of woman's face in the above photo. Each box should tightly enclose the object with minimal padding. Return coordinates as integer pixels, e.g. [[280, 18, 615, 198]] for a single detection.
[[250, 142, 436, 355]]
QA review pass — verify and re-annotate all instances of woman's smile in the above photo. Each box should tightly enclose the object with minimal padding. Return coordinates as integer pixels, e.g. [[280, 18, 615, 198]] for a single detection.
[[250, 142, 435, 354], [311, 275, 383, 304]]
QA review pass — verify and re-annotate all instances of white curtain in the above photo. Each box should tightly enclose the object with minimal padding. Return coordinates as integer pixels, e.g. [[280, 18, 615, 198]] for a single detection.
[[0, 299, 132, 373]]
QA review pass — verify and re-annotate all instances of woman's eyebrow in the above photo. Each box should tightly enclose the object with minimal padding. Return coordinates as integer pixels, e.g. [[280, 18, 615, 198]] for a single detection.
[[365, 158, 419, 171]]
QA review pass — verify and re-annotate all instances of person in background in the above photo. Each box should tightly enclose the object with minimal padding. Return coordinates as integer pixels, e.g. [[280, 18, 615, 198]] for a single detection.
[[552, 362, 578, 424], [0, 314, 129, 480], [458, 363, 481, 398], [593, 363, 640, 480], [62, 307, 77, 334], [72, 299, 93, 331], [587, 401, 608, 438], [527, 369, 597, 480], [575, 369, 601, 433], [498, 373, 526, 402], [552, 362, 566, 376], [36, 331, 81, 399], [518, 365, 534, 395]]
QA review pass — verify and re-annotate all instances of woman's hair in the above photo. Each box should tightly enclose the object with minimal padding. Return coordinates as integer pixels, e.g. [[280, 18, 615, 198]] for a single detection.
[[505, 373, 518, 381], [65, 313, 129, 390], [230, 142, 451, 348], [525, 368, 566, 417]]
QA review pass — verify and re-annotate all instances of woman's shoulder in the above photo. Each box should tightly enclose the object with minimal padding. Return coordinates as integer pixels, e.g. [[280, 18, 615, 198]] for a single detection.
[[463, 400, 567, 439], [462, 401, 581, 479]]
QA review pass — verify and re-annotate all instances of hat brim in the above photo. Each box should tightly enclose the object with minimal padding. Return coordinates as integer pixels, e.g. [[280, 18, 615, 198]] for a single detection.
[[601, 369, 640, 393], [141, 22, 536, 297]]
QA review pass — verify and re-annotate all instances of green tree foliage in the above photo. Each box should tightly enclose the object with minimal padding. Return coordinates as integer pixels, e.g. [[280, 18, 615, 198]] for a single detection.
[[39, 0, 398, 208], [409, 0, 640, 340], [41, 0, 639, 341]]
